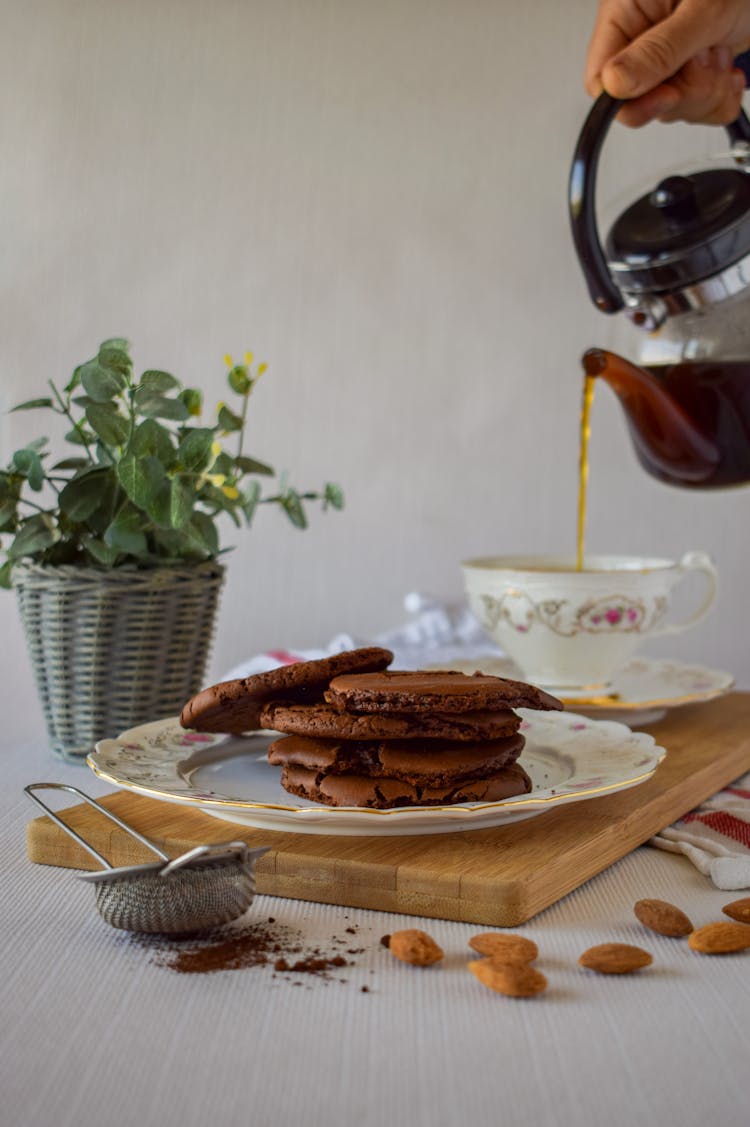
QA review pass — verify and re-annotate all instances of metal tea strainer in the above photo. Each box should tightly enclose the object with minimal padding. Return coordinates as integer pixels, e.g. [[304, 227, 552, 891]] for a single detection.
[[26, 783, 268, 935]]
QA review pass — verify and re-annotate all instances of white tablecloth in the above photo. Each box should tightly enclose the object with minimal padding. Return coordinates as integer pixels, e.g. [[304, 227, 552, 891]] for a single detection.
[[2, 729, 749, 1127]]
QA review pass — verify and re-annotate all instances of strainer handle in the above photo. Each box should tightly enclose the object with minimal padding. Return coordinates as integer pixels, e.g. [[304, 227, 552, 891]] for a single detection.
[[160, 842, 269, 876], [24, 783, 171, 869]]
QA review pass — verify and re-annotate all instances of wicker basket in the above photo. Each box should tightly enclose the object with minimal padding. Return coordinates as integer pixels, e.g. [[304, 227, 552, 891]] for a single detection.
[[14, 561, 225, 760]]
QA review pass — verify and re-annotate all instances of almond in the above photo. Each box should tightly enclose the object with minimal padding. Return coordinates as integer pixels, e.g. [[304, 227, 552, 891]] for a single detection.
[[578, 943, 653, 974], [688, 921, 750, 954], [722, 897, 750, 925], [468, 957, 547, 997], [468, 933, 538, 963], [634, 898, 693, 937], [388, 928, 444, 966]]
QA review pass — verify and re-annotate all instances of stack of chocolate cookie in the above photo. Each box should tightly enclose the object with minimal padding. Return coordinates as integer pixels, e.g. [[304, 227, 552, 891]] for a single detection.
[[179, 648, 563, 810], [264, 668, 563, 809]]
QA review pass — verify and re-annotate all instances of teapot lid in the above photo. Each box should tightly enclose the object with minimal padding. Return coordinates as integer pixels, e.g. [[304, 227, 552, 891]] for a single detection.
[[606, 168, 750, 293], [569, 94, 750, 316]]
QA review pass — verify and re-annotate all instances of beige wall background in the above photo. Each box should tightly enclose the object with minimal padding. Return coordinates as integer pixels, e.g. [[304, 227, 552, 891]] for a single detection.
[[2, 0, 749, 741]]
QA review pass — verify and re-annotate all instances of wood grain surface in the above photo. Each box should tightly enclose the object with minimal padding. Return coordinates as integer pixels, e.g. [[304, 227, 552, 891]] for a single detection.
[[26, 694, 750, 926]]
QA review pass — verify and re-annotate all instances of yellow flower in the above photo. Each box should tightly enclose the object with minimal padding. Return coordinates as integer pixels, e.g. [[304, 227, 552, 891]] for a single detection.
[[245, 351, 254, 365], [196, 471, 226, 490], [221, 485, 240, 500], [223, 354, 233, 368], [257, 362, 268, 376], [211, 441, 222, 459]]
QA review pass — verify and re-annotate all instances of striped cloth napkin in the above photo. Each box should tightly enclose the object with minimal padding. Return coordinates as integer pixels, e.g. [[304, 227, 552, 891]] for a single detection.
[[650, 774, 750, 890], [222, 593, 750, 890]]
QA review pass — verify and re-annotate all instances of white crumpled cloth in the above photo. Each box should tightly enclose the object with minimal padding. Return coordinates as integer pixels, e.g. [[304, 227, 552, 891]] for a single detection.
[[220, 592, 502, 680], [222, 593, 750, 891]]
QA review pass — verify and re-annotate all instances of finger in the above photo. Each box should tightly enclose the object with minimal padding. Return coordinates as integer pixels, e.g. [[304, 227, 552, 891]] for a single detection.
[[614, 48, 747, 129], [658, 68, 747, 124], [602, 0, 733, 98], [615, 85, 681, 128], [584, 0, 653, 96]]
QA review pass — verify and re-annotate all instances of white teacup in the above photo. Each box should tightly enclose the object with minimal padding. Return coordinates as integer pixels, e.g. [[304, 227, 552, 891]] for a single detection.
[[461, 552, 718, 698]]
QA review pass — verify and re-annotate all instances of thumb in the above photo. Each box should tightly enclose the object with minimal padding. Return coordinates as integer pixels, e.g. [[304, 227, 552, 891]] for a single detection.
[[602, 5, 714, 98]]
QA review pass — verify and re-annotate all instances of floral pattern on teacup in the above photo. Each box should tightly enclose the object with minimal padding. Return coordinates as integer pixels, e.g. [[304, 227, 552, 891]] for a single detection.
[[577, 597, 647, 633], [479, 591, 668, 637]]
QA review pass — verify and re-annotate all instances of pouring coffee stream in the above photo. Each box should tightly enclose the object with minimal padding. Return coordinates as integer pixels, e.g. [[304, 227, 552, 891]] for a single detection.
[[570, 93, 750, 566]]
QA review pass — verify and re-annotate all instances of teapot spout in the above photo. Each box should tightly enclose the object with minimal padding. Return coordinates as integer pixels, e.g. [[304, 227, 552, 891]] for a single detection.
[[582, 348, 721, 486]]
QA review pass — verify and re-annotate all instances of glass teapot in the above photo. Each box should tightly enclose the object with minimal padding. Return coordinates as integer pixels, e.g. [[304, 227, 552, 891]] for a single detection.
[[569, 92, 750, 488]]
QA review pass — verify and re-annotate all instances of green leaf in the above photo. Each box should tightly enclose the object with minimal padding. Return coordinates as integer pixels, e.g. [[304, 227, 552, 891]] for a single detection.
[[81, 536, 120, 566], [64, 367, 81, 394], [0, 560, 13, 588], [8, 515, 59, 559], [94, 442, 116, 466], [51, 457, 90, 471], [177, 428, 215, 473], [188, 512, 219, 555], [227, 365, 251, 395], [65, 426, 96, 447], [99, 337, 129, 353], [140, 369, 180, 394], [217, 404, 243, 432], [117, 455, 171, 526], [211, 452, 234, 476], [130, 418, 175, 465], [281, 488, 307, 529], [324, 482, 345, 510], [12, 448, 45, 491], [236, 455, 275, 476], [98, 343, 132, 378], [180, 388, 203, 417], [58, 468, 117, 522], [170, 476, 194, 529], [103, 511, 148, 556], [79, 358, 127, 402], [107, 502, 146, 533], [134, 388, 190, 421], [0, 498, 18, 529], [85, 403, 130, 447], [10, 398, 54, 412], [241, 479, 261, 524]]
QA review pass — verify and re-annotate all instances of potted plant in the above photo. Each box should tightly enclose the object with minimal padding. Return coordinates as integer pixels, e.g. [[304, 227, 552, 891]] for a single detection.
[[1, 338, 343, 759]]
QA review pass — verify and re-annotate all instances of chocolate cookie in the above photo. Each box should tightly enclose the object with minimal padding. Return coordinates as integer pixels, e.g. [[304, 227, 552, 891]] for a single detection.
[[180, 647, 394, 733], [268, 732, 525, 785], [279, 760, 533, 809], [260, 700, 522, 741], [324, 670, 563, 715]]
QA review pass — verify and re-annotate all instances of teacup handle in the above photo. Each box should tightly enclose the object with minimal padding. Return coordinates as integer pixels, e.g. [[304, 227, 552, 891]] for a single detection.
[[650, 551, 718, 638]]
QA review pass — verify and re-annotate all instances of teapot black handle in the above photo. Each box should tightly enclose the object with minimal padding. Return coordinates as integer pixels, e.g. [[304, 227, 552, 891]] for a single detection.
[[568, 93, 624, 314], [569, 92, 750, 314]]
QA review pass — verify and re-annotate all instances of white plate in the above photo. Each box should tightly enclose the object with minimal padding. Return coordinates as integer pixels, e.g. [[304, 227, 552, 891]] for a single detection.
[[427, 656, 734, 726], [88, 712, 665, 836]]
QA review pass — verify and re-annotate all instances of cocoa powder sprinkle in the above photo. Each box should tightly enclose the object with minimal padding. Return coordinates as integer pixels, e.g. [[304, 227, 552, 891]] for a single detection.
[[126, 920, 357, 980]]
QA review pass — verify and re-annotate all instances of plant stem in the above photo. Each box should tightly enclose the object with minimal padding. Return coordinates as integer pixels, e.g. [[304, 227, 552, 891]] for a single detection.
[[48, 379, 94, 462], [236, 387, 250, 463]]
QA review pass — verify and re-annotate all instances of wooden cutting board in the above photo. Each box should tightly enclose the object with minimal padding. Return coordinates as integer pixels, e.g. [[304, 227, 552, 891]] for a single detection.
[[27, 693, 750, 926]]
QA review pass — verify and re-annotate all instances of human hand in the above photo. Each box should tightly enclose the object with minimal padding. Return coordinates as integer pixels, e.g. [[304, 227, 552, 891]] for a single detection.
[[585, 0, 750, 126]]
